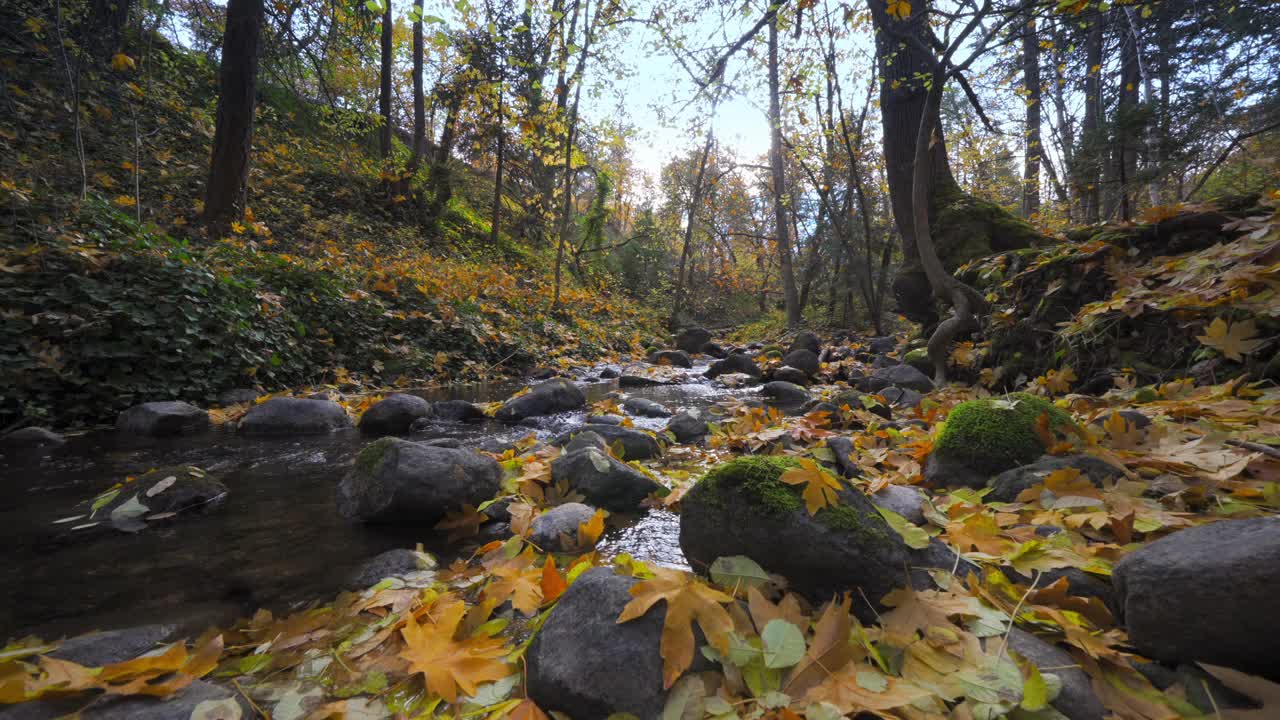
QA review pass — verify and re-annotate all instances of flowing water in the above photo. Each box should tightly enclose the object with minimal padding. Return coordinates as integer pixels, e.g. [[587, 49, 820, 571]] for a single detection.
[[0, 364, 747, 641]]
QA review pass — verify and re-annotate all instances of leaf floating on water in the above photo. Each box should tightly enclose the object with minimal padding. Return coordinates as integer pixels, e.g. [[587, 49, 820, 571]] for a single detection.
[[53, 514, 86, 524], [146, 475, 177, 497]]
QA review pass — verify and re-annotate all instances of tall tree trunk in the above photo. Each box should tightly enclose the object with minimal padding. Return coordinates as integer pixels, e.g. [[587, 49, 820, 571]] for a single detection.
[[489, 85, 505, 245], [671, 126, 715, 329], [1021, 14, 1041, 218], [552, 0, 594, 309], [1080, 11, 1104, 223], [378, 0, 393, 159], [768, 13, 801, 328], [1113, 14, 1140, 220], [409, 9, 425, 170], [85, 0, 133, 59], [203, 0, 263, 237]]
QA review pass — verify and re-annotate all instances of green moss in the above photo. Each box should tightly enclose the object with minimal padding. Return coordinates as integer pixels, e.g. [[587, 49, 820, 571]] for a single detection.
[[815, 503, 889, 543], [760, 344, 783, 355], [692, 455, 802, 516], [1134, 387, 1158, 403], [355, 437, 396, 477], [933, 393, 1073, 475], [932, 183, 1045, 271]]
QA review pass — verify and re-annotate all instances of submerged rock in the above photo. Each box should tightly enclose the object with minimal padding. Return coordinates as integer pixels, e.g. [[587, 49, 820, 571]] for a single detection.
[[48, 624, 177, 667], [238, 397, 352, 435], [344, 548, 436, 590], [549, 449, 661, 511], [1113, 517, 1280, 680], [83, 466, 228, 535], [495, 379, 586, 423], [555, 424, 662, 460], [529, 502, 599, 552], [675, 327, 712, 354], [116, 401, 209, 437], [337, 438, 501, 524], [359, 393, 432, 435], [527, 568, 698, 719], [623, 397, 673, 418], [1, 426, 65, 449], [647, 349, 692, 368], [680, 456, 910, 617], [431, 399, 486, 422]]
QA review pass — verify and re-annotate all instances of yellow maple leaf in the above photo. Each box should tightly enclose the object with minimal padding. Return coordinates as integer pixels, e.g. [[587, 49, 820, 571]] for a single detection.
[[886, 0, 911, 19], [112, 194, 136, 208], [399, 595, 510, 702], [1103, 411, 1143, 450], [1197, 318, 1263, 361], [576, 508, 607, 548], [482, 551, 544, 615], [616, 567, 734, 688], [110, 53, 136, 72], [780, 458, 843, 515]]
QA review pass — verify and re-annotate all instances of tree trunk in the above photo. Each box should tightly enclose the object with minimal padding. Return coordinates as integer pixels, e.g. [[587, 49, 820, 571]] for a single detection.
[[84, 0, 133, 59], [671, 126, 715, 329], [378, 0, 392, 159], [1021, 14, 1041, 218], [1080, 11, 1104, 223], [203, 0, 263, 237], [1111, 13, 1140, 221], [409, 10, 425, 169], [768, 14, 801, 328], [489, 86, 505, 245]]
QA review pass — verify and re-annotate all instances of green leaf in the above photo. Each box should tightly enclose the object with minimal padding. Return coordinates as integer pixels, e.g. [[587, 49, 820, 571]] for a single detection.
[[661, 674, 705, 720], [875, 506, 931, 549], [856, 670, 889, 692], [89, 488, 121, 517], [761, 619, 805, 669], [709, 555, 770, 591], [1021, 660, 1049, 711]]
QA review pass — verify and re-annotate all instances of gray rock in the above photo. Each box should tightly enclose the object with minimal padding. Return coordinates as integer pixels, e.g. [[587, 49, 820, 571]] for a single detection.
[[345, 548, 435, 590], [680, 458, 910, 619], [1, 427, 65, 449], [830, 390, 892, 420], [530, 503, 599, 552], [92, 466, 228, 530], [420, 437, 463, 448], [701, 342, 727, 358], [337, 438, 501, 524], [0, 680, 249, 720], [868, 336, 897, 354], [564, 430, 607, 454], [789, 330, 822, 355], [1001, 566, 1115, 608], [675, 327, 712, 354], [997, 629, 1107, 720], [1090, 409, 1151, 430], [771, 365, 810, 385], [599, 367, 621, 379], [665, 411, 709, 443], [238, 397, 351, 435], [705, 352, 762, 379], [1112, 517, 1280, 679], [49, 624, 177, 667], [618, 374, 668, 388], [870, 485, 928, 526], [550, 449, 662, 511], [116, 401, 209, 437], [495, 379, 586, 423], [647, 349, 693, 368], [555, 424, 662, 460], [528, 568, 693, 719], [987, 455, 1124, 503], [623, 397, 673, 418], [782, 348, 821, 376], [761, 381, 811, 407], [922, 451, 991, 490], [805, 401, 840, 416], [586, 414, 625, 426], [215, 388, 260, 406], [359, 393, 432, 435], [863, 364, 934, 393], [431, 399, 486, 422], [878, 386, 924, 408], [826, 437, 860, 478]]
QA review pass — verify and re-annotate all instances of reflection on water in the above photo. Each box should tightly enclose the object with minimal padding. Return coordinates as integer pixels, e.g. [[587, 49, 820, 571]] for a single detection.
[[0, 367, 739, 641]]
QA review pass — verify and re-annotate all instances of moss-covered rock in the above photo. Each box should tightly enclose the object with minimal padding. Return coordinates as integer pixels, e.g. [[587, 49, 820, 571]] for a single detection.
[[925, 393, 1074, 488], [680, 455, 916, 615]]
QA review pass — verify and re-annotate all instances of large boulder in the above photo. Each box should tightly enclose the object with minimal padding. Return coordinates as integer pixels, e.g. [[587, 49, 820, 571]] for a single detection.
[[359, 393, 432, 435], [924, 394, 1073, 489], [680, 456, 910, 616], [705, 352, 761, 379], [529, 502, 599, 552], [788, 330, 821, 355], [761, 381, 811, 407], [870, 484, 928, 526], [549, 448, 662, 511], [337, 438, 501, 524], [868, 336, 897, 354], [647, 350, 692, 368], [862, 364, 934, 393], [494, 379, 586, 423], [1, 427, 65, 450], [675, 327, 712, 354], [623, 397, 673, 418], [995, 630, 1107, 720], [1112, 517, 1280, 679], [878, 386, 924, 408], [48, 624, 177, 667], [665, 410, 709, 443], [528, 568, 694, 719], [560, 424, 662, 460], [116, 401, 209, 437], [564, 430, 608, 454], [0, 680, 249, 720], [216, 388, 261, 406], [782, 348, 820, 376], [238, 397, 351, 435], [344, 548, 436, 590], [88, 466, 228, 533], [987, 454, 1123, 502]]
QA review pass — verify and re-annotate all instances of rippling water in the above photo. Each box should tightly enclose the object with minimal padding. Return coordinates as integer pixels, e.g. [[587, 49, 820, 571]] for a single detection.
[[0, 364, 738, 640]]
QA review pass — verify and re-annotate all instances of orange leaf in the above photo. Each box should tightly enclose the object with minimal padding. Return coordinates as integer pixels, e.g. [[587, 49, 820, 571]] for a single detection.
[[510, 699, 551, 720], [576, 508, 607, 547], [399, 595, 511, 702], [541, 555, 567, 603], [616, 567, 734, 688], [780, 458, 843, 515]]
